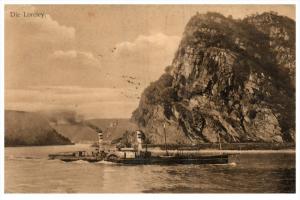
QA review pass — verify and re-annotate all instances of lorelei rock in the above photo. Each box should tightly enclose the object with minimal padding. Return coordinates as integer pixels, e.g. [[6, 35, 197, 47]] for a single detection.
[[132, 12, 295, 144]]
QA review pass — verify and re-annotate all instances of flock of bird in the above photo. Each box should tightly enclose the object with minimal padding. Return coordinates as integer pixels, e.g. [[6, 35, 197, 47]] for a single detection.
[[97, 46, 117, 58], [120, 75, 142, 100], [96, 46, 143, 100]]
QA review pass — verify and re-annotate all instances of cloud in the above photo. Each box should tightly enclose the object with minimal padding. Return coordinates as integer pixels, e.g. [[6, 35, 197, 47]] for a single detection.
[[5, 8, 181, 118], [5, 6, 103, 88], [5, 5, 78, 88], [111, 33, 180, 81], [51, 50, 100, 68], [116, 33, 179, 50], [5, 86, 139, 119], [114, 33, 180, 61], [38, 15, 75, 41], [53, 50, 77, 58], [5, 5, 75, 44]]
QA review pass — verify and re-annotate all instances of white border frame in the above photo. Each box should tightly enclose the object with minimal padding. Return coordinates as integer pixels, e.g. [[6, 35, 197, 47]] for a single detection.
[[0, 1, 298, 200]]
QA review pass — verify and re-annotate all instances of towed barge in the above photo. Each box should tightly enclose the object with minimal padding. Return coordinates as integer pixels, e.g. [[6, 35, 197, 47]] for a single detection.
[[104, 152, 229, 165]]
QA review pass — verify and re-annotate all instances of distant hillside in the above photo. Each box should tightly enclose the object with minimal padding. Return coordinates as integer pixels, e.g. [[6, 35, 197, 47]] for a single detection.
[[85, 118, 138, 142], [46, 112, 138, 143], [51, 124, 98, 143], [5, 110, 72, 147]]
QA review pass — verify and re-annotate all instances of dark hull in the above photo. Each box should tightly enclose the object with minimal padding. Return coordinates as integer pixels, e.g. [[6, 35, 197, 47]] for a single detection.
[[49, 152, 230, 165], [106, 154, 229, 165]]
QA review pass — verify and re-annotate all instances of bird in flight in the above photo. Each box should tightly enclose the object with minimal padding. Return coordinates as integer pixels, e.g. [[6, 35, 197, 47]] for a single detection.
[[111, 47, 117, 53]]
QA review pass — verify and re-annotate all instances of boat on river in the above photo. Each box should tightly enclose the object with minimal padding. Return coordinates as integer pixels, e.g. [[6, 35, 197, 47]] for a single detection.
[[48, 127, 231, 165], [48, 131, 107, 162], [104, 128, 230, 165]]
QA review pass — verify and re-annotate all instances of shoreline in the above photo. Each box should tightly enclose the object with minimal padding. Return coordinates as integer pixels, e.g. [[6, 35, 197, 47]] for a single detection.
[[148, 149, 296, 154], [4, 143, 296, 154]]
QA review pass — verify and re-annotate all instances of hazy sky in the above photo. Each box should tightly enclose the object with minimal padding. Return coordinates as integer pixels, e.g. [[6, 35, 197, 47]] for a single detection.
[[5, 5, 295, 119]]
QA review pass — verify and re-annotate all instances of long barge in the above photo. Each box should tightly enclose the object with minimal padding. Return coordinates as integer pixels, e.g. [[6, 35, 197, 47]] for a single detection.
[[104, 152, 229, 165]]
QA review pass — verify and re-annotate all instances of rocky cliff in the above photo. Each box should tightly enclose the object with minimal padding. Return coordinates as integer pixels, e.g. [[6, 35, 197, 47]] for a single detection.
[[132, 12, 295, 144]]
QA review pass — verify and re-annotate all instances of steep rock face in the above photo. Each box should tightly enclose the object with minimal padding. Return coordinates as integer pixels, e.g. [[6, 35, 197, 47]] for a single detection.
[[132, 12, 295, 144], [244, 12, 295, 89]]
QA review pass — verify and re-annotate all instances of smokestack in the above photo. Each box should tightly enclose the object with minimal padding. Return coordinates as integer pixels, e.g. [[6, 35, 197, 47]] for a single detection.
[[136, 130, 143, 152], [98, 130, 103, 153]]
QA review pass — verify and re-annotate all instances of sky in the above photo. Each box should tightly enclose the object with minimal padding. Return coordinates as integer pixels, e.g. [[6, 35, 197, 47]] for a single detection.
[[4, 4, 295, 119]]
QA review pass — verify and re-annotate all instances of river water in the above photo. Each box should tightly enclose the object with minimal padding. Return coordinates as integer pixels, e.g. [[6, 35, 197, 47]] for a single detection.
[[5, 144, 295, 193]]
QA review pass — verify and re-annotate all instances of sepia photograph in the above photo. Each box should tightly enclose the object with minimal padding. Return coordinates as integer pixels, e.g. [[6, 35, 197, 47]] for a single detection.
[[3, 3, 296, 194]]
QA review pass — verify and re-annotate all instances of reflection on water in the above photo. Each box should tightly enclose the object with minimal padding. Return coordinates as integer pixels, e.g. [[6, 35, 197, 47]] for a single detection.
[[5, 144, 295, 193]]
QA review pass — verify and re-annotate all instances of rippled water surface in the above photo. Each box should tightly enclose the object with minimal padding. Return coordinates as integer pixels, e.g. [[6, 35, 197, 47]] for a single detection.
[[5, 144, 295, 193]]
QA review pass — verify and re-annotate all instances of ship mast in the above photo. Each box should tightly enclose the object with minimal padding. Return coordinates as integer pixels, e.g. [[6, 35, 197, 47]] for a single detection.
[[98, 130, 103, 153], [136, 130, 143, 153]]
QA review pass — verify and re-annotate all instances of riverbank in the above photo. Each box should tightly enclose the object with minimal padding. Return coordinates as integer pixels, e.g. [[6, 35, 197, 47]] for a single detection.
[[148, 148, 295, 155], [144, 142, 295, 150]]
